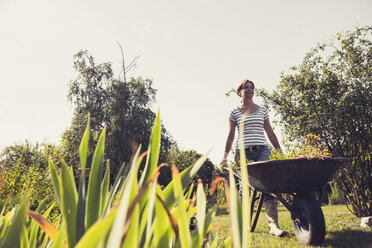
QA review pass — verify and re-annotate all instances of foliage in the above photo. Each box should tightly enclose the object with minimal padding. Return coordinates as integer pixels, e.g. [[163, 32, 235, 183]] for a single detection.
[[209, 181, 228, 215], [209, 137, 253, 248], [62, 50, 175, 181], [0, 113, 222, 247], [269, 134, 330, 160], [0, 142, 60, 212], [164, 148, 215, 189], [257, 25, 372, 217], [329, 182, 342, 205]]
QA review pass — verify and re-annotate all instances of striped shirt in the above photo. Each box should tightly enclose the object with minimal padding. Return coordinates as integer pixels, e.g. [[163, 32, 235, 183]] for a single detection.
[[229, 106, 269, 149]]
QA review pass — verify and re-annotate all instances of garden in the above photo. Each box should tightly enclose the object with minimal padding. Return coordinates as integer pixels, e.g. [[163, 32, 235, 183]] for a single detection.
[[0, 26, 371, 247]]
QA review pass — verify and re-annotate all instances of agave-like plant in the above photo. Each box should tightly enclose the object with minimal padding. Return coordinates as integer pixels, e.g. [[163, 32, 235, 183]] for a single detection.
[[209, 118, 253, 248], [0, 111, 219, 248]]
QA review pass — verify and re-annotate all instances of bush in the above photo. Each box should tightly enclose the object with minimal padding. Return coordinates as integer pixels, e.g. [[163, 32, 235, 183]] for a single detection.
[[0, 113, 220, 247], [208, 181, 228, 215], [258, 26, 372, 217], [328, 182, 342, 205], [0, 142, 60, 212]]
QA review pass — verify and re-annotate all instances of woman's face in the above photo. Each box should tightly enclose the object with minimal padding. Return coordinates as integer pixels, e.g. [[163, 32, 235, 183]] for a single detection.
[[240, 82, 254, 98]]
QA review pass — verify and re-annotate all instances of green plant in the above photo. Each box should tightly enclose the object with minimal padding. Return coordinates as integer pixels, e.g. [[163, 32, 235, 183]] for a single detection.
[[63, 50, 175, 181], [329, 182, 341, 205], [209, 181, 228, 215], [165, 148, 215, 191], [0, 112, 219, 247], [258, 25, 372, 217], [209, 121, 253, 248], [0, 142, 58, 213], [270, 134, 330, 160]]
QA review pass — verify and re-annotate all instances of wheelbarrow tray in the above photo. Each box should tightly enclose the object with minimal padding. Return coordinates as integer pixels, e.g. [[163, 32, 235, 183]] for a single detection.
[[247, 157, 349, 193]]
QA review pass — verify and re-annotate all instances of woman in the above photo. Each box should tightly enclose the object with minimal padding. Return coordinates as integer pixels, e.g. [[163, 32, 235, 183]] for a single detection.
[[220, 79, 286, 237]]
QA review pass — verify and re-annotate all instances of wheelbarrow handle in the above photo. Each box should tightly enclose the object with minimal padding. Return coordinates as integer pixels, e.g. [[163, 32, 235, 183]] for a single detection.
[[225, 167, 242, 181]]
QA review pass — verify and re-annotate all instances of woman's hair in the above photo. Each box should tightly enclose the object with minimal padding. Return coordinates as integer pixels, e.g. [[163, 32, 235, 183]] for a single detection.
[[236, 79, 255, 96]]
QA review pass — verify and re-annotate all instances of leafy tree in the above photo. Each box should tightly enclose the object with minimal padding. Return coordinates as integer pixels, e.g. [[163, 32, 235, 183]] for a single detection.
[[162, 147, 215, 191], [0, 142, 60, 211], [258, 26, 372, 217], [62, 50, 175, 180]]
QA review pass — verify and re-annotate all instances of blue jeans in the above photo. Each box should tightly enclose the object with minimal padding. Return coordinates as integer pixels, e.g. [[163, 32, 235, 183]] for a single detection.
[[235, 145, 271, 162], [235, 145, 274, 200]]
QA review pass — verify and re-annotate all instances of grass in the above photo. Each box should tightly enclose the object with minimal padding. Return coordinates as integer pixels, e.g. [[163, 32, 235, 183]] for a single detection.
[[211, 204, 372, 248]]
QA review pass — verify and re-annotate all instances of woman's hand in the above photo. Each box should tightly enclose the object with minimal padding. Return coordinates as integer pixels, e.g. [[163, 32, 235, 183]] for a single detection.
[[219, 160, 229, 173]]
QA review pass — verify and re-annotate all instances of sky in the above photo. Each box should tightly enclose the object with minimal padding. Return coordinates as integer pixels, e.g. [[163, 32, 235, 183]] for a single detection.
[[0, 0, 371, 165]]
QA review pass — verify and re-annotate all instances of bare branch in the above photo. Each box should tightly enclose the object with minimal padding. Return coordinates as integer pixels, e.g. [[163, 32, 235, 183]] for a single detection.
[[116, 41, 127, 83], [125, 55, 140, 73]]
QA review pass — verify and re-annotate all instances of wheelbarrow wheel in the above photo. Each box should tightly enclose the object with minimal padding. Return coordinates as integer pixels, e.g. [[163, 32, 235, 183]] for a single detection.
[[291, 193, 325, 245]]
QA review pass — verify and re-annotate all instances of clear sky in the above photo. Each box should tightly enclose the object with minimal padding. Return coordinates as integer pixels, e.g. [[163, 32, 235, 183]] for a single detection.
[[1, 0, 371, 165]]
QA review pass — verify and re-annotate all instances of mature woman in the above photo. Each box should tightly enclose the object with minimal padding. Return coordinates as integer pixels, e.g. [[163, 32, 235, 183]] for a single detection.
[[220, 79, 286, 237]]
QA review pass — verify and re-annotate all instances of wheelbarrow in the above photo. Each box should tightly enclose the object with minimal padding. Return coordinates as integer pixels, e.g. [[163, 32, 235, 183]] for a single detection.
[[227, 157, 350, 245]]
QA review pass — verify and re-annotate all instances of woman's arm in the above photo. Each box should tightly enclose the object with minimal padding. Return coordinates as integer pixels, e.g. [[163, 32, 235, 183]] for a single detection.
[[224, 119, 236, 154], [264, 118, 281, 150], [220, 119, 236, 172]]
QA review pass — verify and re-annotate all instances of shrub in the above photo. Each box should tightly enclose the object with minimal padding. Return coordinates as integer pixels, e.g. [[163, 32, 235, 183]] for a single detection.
[[329, 182, 342, 205], [0, 142, 60, 212], [0, 112, 219, 247]]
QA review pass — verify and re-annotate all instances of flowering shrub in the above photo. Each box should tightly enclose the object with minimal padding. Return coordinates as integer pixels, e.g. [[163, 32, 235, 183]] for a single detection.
[[270, 134, 330, 160]]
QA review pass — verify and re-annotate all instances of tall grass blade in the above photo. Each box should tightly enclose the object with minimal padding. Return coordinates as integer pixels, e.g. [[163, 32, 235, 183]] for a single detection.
[[185, 182, 195, 200], [0, 191, 30, 248], [196, 180, 206, 247], [29, 202, 56, 248], [139, 164, 165, 247], [229, 170, 241, 248], [204, 207, 216, 234], [209, 237, 219, 248], [76, 114, 90, 240], [21, 224, 28, 248], [171, 165, 192, 247], [100, 161, 110, 216], [153, 187, 173, 248], [224, 236, 232, 247], [121, 165, 162, 246], [103, 160, 127, 215], [142, 183, 157, 247], [121, 204, 139, 248], [139, 109, 161, 189], [60, 161, 78, 247], [239, 145, 250, 247], [80, 113, 90, 171], [106, 147, 141, 248], [86, 127, 106, 229], [156, 193, 179, 241], [75, 207, 118, 248], [76, 177, 86, 242], [239, 116, 251, 248], [145, 176, 157, 240], [0, 211, 10, 239], [48, 158, 62, 206], [29, 198, 47, 248], [164, 151, 210, 208], [142, 222, 156, 248], [50, 222, 65, 248], [28, 210, 59, 241]]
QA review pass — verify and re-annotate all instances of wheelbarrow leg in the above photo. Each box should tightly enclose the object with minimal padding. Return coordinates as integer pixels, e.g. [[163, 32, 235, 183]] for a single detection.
[[250, 189, 264, 232]]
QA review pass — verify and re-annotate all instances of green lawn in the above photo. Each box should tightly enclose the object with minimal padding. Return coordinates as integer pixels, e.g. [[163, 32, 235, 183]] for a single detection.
[[211, 205, 372, 248]]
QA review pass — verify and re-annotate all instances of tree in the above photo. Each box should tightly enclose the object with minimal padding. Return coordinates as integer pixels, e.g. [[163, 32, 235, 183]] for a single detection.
[[162, 147, 215, 192], [258, 26, 372, 217], [0, 142, 60, 211], [62, 50, 175, 180]]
